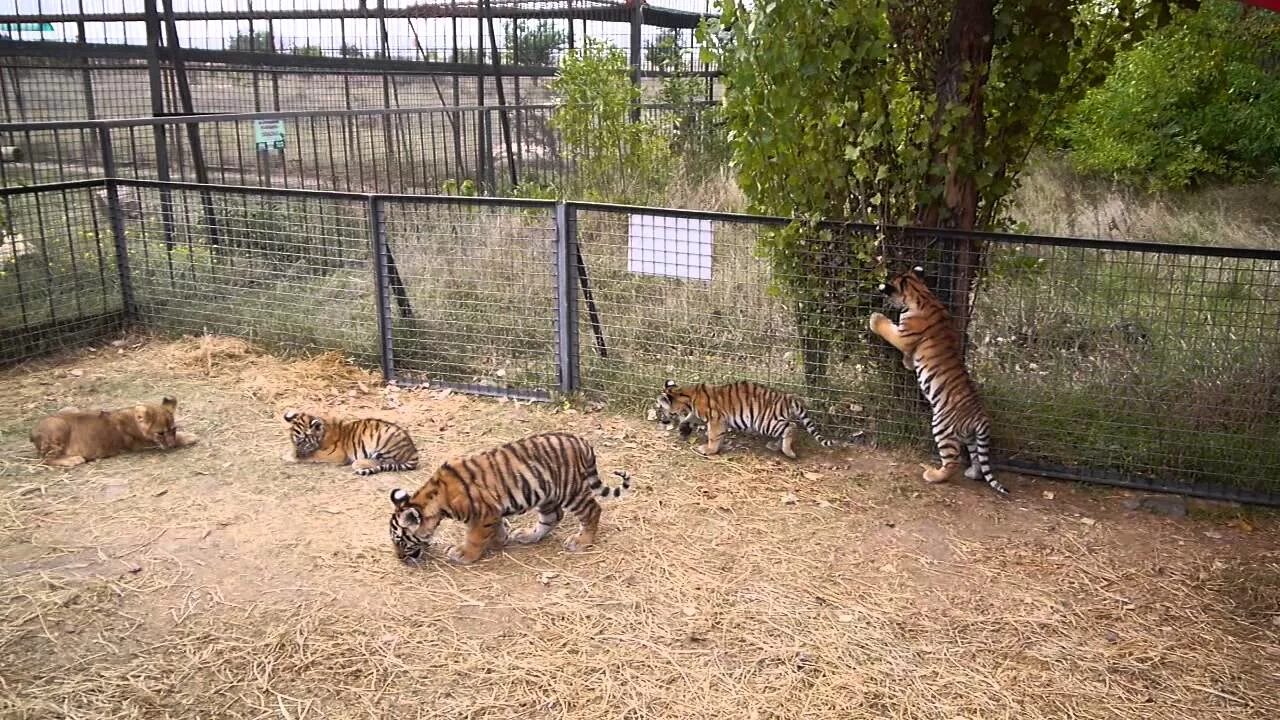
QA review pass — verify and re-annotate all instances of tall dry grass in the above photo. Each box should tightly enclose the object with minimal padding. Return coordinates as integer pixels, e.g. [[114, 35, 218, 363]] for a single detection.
[[1012, 157, 1280, 249]]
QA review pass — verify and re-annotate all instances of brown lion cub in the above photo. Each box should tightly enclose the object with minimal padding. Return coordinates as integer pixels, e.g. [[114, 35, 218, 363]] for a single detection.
[[30, 397, 198, 467]]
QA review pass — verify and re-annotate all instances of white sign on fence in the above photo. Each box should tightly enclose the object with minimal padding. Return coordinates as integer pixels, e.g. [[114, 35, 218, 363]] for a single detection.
[[253, 119, 286, 151], [626, 214, 713, 282]]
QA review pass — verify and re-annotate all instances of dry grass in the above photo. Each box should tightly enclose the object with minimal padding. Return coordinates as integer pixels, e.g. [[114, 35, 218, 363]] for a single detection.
[[1, 336, 1278, 719], [1013, 158, 1280, 249]]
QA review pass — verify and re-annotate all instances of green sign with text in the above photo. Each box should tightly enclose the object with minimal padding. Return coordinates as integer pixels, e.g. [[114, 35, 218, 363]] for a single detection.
[[0, 23, 55, 33]]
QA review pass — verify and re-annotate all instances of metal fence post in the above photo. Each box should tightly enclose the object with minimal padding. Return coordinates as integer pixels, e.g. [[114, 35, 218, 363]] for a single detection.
[[98, 129, 136, 323], [368, 195, 396, 382], [555, 202, 581, 393]]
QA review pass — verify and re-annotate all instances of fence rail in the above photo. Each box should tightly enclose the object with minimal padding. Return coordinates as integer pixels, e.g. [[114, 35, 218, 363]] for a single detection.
[[3, 178, 1279, 507]]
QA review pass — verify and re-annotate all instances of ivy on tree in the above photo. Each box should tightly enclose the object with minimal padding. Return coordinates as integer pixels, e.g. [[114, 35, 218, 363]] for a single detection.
[[699, 0, 1194, 386]]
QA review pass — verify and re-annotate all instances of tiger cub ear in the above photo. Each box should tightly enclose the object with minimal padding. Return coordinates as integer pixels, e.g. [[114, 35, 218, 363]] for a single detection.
[[283, 409, 300, 422], [910, 265, 926, 278], [664, 379, 677, 390], [390, 488, 411, 508], [161, 396, 177, 410]]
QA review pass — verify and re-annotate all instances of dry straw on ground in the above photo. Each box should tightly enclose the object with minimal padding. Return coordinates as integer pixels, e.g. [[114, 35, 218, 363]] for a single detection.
[[1, 335, 1277, 719]]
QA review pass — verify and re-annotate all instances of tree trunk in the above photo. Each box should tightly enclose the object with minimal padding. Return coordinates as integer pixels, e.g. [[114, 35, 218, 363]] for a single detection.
[[916, 0, 995, 340]]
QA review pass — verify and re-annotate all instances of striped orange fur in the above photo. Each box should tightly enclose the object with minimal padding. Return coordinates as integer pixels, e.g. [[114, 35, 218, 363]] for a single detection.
[[388, 432, 630, 565], [282, 409, 418, 476], [657, 380, 837, 459], [869, 265, 1008, 495]]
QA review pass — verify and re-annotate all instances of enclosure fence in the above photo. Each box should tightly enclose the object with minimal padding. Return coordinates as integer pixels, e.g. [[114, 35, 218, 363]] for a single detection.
[[0, 103, 723, 197], [4, 178, 1280, 507]]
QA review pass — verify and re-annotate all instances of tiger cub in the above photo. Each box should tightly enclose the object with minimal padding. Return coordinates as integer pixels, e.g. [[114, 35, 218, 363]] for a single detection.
[[657, 380, 837, 459], [281, 409, 418, 476], [869, 265, 1008, 495], [388, 432, 630, 565]]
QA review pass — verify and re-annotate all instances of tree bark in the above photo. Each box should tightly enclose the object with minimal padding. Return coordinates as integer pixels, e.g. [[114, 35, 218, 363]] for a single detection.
[[916, 0, 995, 339]]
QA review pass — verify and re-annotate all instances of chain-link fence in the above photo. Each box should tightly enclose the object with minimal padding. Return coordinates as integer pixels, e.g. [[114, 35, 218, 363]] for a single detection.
[[4, 178, 1279, 505]]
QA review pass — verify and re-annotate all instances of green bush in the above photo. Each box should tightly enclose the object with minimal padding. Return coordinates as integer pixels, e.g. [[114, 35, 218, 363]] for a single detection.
[[549, 39, 673, 203], [506, 20, 566, 66], [1063, 0, 1280, 190]]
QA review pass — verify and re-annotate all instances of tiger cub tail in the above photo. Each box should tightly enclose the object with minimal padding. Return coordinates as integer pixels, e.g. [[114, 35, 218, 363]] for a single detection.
[[963, 421, 1008, 496], [594, 470, 632, 499], [792, 402, 837, 449]]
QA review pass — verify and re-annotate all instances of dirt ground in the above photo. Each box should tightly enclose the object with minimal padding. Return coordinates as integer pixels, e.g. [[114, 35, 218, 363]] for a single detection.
[[0, 335, 1277, 720]]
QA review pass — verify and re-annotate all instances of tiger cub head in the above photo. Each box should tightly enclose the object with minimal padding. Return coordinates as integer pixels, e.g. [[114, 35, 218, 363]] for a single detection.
[[658, 380, 700, 438], [282, 410, 326, 457], [878, 265, 928, 311], [388, 487, 442, 562]]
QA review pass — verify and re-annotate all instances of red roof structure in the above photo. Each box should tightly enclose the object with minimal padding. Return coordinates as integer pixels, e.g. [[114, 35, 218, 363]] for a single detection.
[[1242, 0, 1280, 12]]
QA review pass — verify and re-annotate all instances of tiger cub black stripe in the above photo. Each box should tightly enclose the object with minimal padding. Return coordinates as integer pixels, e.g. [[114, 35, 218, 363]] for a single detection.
[[869, 265, 1009, 496], [655, 379, 840, 460], [283, 410, 419, 476], [388, 432, 631, 565]]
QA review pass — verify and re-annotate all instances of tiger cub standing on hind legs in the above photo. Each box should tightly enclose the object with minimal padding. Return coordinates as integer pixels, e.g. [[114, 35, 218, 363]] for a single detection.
[[869, 265, 1009, 496], [387, 432, 630, 565], [657, 380, 839, 459], [281, 409, 418, 476]]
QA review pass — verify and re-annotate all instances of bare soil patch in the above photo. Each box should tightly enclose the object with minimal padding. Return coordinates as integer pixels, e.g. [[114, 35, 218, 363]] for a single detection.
[[1, 336, 1277, 719]]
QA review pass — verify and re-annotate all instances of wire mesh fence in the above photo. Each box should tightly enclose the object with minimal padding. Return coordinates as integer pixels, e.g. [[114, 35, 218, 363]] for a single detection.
[[0, 180, 124, 363], [122, 182, 379, 365], [2, 178, 1278, 505], [380, 195, 560, 398], [0, 0, 720, 122], [0, 102, 720, 195]]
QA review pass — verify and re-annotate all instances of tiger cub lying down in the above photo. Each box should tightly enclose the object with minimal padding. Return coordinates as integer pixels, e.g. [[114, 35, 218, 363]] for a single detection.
[[30, 396, 198, 467], [281, 409, 419, 476], [388, 432, 630, 565], [656, 379, 838, 459]]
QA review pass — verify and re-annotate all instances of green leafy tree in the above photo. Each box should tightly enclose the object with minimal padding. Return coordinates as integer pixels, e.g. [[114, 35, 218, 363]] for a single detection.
[[1064, 0, 1280, 190], [645, 29, 684, 70], [506, 20, 567, 66], [550, 39, 673, 203], [290, 44, 324, 57], [228, 30, 275, 52], [646, 29, 722, 167], [700, 0, 1193, 387]]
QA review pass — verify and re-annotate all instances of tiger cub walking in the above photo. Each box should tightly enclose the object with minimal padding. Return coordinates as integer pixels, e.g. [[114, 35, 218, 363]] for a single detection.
[[869, 266, 1008, 495], [388, 432, 630, 565], [281, 409, 418, 476], [657, 380, 837, 459]]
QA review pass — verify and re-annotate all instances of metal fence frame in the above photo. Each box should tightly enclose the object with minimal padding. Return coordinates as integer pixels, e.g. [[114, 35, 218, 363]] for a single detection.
[[0, 101, 723, 198], [3, 176, 1279, 507]]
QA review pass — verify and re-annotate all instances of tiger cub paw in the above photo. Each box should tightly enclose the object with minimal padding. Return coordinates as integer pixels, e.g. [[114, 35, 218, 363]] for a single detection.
[[964, 465, 982, 480], [869, 312, 890, 332], [563, 534, 594, 553], [445, 545, 480, 565], [175, 431, 199, 447], [922, 465, 960, 484], [509, 527, 545, 545], [351, 458, 380, 475], [493, 519, 511, 545]]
